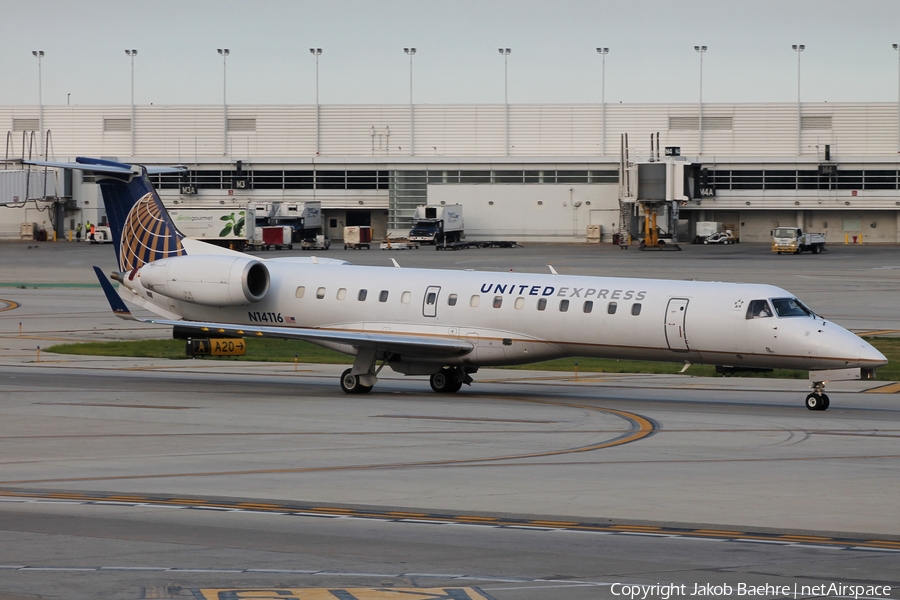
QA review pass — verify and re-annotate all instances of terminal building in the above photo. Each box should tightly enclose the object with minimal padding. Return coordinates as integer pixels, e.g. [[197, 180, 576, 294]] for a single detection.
[[2, 101, 900, 243]]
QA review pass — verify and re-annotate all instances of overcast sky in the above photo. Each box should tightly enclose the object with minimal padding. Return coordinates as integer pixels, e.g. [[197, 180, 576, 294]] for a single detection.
[[2, 0, 900, 107]]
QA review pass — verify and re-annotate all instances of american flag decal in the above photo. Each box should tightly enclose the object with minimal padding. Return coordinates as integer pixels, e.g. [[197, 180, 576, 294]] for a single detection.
[[286, 316, 296, 324]]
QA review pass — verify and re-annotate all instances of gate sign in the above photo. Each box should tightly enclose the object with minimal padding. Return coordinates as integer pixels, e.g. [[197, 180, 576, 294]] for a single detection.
[[187, 337, 246, 357], [664, 146, 681, 156]]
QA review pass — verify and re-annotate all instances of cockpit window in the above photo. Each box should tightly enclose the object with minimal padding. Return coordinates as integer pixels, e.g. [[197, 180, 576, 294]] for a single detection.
[[746, 299, 772, 319], [771, 297, 814, 317]]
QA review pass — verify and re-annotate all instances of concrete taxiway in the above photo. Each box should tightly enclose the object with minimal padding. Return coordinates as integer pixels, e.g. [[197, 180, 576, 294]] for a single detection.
[[0, 241, 898, 599]]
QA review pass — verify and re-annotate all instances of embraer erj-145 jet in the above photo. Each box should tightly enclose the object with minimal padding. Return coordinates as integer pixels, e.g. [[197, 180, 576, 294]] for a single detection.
[[29, 157, 887, 411]]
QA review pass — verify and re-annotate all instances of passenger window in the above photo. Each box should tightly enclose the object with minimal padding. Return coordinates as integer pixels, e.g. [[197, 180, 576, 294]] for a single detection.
[[514, 297, 525, 310], [379, 290, 389, 302], [316, 287, 326, 299], [448, 294, 458, 306], [295, 286, 305, 299], [746, 299, 772, 319], [336, 288, 347, 300], [559, 299, 569, 312], [358, 289, 367, 301], [401, 291, 411, 304], [608, 302, 617, 314], [426, 292, 436, 305], [537, 298, 547, 311], [631, 303, 642, 316], [470, 295, 480, 307], [583, 301, 593, 313], [493, 296, 503, 308]]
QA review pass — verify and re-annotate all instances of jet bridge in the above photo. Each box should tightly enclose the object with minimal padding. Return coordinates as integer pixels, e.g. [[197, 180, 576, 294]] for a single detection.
[[618, 134, 702, 251]]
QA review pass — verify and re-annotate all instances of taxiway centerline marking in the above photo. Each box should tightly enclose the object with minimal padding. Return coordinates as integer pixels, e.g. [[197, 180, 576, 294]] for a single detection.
[[0, 490, 896, 553]]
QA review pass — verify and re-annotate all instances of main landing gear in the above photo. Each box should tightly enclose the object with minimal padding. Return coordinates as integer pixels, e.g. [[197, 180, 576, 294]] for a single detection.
[[339, 362, 474, 395], [430, 367, 464, 393], [805, 381, 830, 411]]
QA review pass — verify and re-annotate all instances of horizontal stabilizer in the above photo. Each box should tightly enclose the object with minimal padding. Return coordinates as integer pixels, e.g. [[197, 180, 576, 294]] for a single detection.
[[25, 158, 186, 176]]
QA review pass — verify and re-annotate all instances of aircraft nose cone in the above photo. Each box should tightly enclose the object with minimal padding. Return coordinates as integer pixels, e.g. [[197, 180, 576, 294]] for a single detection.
[[859, 340, 888, 368]]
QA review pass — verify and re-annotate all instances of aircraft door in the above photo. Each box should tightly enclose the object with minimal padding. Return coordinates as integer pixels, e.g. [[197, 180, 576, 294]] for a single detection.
[[423, 286, 441, 318], [665, 298, 690, 352]]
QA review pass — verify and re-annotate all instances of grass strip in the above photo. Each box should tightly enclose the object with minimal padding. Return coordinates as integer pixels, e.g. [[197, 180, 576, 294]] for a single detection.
[[45, 337, 900, 380]]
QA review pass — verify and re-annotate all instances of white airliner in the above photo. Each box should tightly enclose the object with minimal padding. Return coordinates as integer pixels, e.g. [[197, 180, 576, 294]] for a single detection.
[[30, 158, 887, 411]]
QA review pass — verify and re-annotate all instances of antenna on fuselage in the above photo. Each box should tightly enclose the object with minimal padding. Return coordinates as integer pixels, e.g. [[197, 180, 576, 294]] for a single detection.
[[390, 258, 401, 268], [547, 265, 558, 275]]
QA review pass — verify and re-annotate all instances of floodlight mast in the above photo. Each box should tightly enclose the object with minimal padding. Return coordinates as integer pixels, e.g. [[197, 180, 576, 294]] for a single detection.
[[694, 45, 707, 155], [792, 44, 805, 155], [310, 48, 322, 154], [499, 48, 511, 156], [32, 51, 45, 156], [125, 49, 138, 156], [894, 44, 900, 153], [597, 47, 608, 155], [218, 48, 230, 156], [404, 48, 416, 155]]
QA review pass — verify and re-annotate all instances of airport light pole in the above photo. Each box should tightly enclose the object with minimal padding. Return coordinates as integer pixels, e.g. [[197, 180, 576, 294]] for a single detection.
[[596, 47, 608, 155], [694, 45, 707, 155], [32, 51, 44, 157], [310, 48, 322, 154], [125, 49, 137, 156], [499, 48, 511, 156], [894, 44, 900, 153], [218, 48, 230, 156], [404, 48, 416, 156], [792, 44, 804, 156]]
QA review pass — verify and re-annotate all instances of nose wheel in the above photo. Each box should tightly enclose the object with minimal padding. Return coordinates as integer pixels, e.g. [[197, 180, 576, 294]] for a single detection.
[[805, 381, 830, 411], [805, 393, 830, 411]]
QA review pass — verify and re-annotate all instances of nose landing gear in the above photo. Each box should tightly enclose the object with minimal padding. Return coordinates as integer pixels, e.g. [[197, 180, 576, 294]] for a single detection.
[[805, 381, 830, 411]]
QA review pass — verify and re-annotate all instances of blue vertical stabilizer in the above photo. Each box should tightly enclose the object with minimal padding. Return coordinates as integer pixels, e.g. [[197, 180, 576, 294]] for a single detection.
[[28, 157, 187, 271]]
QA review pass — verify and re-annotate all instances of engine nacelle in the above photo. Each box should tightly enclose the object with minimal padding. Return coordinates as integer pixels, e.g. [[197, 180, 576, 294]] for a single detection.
[[139, 255, 269, 307]]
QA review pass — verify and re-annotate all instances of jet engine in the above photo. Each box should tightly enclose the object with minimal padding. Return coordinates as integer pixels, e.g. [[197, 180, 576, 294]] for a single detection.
[[139, 255, 269, 307]]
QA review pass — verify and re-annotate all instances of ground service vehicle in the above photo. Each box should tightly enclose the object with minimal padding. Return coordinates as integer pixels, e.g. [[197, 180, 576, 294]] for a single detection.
[[772, 228, 826, 254], [258, 226, 294, 250], [168, 208, 248, 249], [409, 204, 464, 244], [343, 226, 372, 249], [703, 230, 735, 245], [694, 221, 723, 243], [247, 201, 329, 251], [88, 225, 113, 244]]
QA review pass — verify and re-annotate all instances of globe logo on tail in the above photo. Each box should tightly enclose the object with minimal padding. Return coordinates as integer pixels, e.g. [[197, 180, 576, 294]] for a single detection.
[[120, 192, 186, 271]]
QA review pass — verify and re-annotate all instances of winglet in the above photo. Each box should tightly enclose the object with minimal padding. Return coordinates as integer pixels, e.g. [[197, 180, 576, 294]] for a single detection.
[[93, 266, 136, 321]]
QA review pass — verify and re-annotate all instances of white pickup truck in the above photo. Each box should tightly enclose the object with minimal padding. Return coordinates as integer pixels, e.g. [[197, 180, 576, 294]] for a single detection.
[[771, 227, 826, 254]]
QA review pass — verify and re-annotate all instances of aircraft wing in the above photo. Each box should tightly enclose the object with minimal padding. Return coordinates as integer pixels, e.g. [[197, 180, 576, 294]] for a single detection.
[[93, 267, 473, 359], [148, 318, 474, 358]]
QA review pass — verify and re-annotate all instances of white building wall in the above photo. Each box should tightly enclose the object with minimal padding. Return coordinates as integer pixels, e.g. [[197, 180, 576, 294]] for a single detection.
[[3, 102, 900, 243], [4, 102, 900, 160]]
